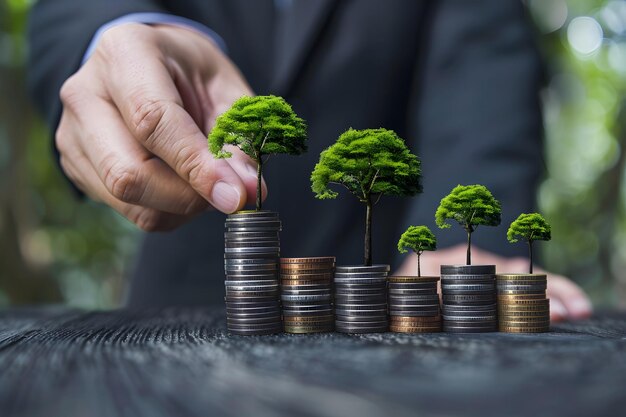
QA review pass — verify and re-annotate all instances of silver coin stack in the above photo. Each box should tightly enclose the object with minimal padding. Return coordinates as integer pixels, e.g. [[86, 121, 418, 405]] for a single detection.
[[334, 265, 390, 334], [441, 265, 497, 333], [224, 211, 282, 336]]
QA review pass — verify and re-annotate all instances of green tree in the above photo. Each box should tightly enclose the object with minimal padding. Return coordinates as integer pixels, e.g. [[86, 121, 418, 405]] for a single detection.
[[397, 226, 437, 277], [507, 213, 551, 274], [435, 184, 501, 265], [208, 95, 307, 211], [311, 128, 422, 266]]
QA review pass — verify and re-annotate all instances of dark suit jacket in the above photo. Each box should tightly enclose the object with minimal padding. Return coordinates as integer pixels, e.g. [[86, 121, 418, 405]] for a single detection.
[[28, 0, 544, 307]]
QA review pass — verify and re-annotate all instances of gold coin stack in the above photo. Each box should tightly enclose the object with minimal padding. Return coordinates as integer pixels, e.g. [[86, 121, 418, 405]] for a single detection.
[[388, 276, 441, 333], [280, 257, 335, 334], [497, 274, 550, 333]]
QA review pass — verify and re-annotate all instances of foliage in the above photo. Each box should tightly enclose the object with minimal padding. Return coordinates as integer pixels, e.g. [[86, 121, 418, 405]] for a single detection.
[[508, 213, 551, 274], [397, 226, 437, 255], [507, 213, 552, 244], [397, 225, 437, 277], [311, 128, 422, 265], [436, 184, 501, 265], [209, 95, 307, 210], [311, 128, 422, 201]]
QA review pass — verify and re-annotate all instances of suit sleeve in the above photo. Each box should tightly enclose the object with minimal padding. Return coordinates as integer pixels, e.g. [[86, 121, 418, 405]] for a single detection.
[[405, 0, 546, 258], [27, 0, 168, 129]]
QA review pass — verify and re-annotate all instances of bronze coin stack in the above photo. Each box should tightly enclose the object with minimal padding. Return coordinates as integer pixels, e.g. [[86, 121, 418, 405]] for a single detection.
[[497, 274, 550, 333], [388, 276, 441, 333], [280, 257, 335, 333], [224, 211, 282, 336]]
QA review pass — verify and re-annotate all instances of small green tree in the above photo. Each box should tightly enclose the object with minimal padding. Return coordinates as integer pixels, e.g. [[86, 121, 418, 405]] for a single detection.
[[435, 184, 501, 265], [208, 95, 307, 211], [397, 226, 437, 277], [507, 213, 551, 274], [311, 128, 422, 266]]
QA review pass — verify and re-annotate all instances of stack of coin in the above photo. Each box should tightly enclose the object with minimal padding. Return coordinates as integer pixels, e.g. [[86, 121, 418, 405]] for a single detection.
[[441, 265, 497, 333], [280, 257, 335, 334], [334, 265, 390, 334], [388, 276, 441, 333], [223, 210, 282, 336], [497, 274, 550, 333]]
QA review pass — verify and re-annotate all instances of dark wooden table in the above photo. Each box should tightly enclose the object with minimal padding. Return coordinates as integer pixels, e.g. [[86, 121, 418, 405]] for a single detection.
[[0, 307, 624, 417]]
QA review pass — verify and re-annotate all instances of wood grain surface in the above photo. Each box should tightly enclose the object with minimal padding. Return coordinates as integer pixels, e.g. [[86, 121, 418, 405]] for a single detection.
[[0, 307, 624, 417]]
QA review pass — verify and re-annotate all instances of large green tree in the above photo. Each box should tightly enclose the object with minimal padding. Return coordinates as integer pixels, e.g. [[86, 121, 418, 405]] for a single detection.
[[435, 184, 501, 265], [397, 226, 437, 277], [507, 213, 552, 274], [208, 95, 307, 211], [311, 128, 422, 266]]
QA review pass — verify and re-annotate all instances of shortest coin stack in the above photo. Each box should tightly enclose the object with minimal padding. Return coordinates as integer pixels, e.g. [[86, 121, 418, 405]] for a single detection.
[[224, 210, 282, 336], [497, 274, 550, 333], [388, 276, 441, 333], [334, 265, 390, 334], [281, 257, 335, 333]]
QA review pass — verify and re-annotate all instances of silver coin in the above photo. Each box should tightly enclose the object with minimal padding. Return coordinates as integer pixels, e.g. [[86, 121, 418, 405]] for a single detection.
[[388, 288, 438, 295], [336, 320, 388, 327], [335, 326, 388, 334], [226, 308, 281, 316], [334, 313, 387, 322], [224, 280, 278, 287], [281, 283, 332, 289], [281, 294, 332, 302], [334, 277, 387, 285], [224, 253, 280, 260], [334, 272, 388, 278], [225, 264, 278, 272], [281, 289, 332, 296], [388, 294, 440, 301], [225, 246, 281, 253], [225, 274, 278, 281], [335, 264, 390, 273], [442, 309, 496, 317], [442, 283, 496, 290], [440, 265, 496, 275], [225, 258, 278, 265], [443, 314, 497, 321], [388, 310, 439, 317], [282, 310, 335, 317]]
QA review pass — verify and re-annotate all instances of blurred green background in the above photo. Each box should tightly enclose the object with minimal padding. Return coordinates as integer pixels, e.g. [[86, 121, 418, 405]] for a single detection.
[[1, 0, 625, 308]]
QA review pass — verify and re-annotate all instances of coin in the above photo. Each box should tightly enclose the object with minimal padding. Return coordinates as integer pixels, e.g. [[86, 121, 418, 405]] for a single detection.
[[499, 326, 549, 333], [335, 265, 390, 273], [441, 265, 496, 275], [388, 276, 439, 283]]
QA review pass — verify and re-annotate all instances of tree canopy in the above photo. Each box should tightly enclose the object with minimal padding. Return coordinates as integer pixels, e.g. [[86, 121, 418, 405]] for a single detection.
[[507, 213, 552, 273], [311, 128, 422, 266], [507, 213, 552, 244], [311, 128, 422, 202], [435, 184, 501, 265], [397, 225, 437, 277], [398, 226, 437, 255], [208, 95, 307, 210]]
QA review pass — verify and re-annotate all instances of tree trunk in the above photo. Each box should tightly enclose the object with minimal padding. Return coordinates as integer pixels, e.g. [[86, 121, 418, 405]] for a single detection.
[[417, 253, 421, 277], [466, 229, 472, 265], [364, 197, 372, 266], [528, 241, 533, 274], [256, 158, 263, 211]]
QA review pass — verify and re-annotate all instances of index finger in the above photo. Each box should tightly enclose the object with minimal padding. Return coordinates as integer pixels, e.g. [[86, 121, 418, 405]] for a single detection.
[[95, 24, 247, 213]]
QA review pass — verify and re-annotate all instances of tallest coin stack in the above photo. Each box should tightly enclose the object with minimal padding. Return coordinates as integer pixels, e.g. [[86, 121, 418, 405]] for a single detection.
[[223, 211, 283, 335]]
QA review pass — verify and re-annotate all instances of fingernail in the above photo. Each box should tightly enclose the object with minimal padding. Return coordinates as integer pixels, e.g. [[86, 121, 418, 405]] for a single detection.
[[211, 181, 241, 213]]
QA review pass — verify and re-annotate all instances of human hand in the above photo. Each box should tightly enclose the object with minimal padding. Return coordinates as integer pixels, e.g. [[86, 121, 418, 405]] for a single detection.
[[57, 23, 264, 231], [393, 243, 593, 322]]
